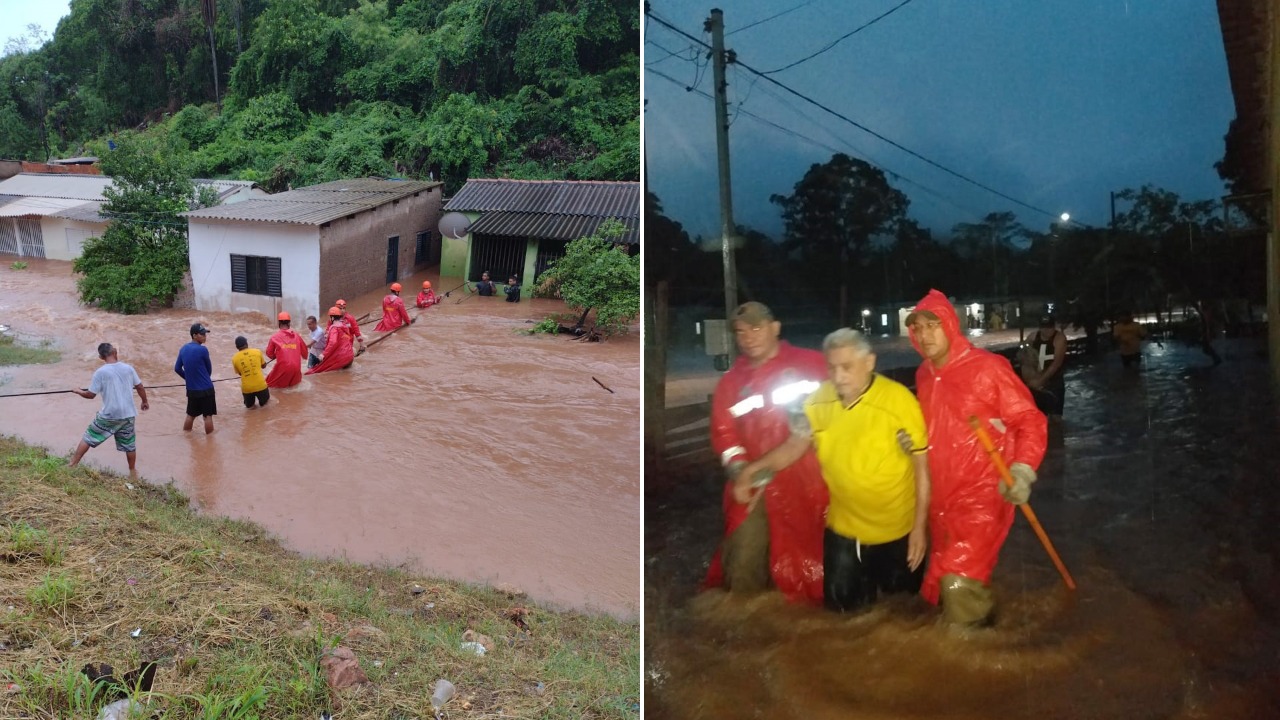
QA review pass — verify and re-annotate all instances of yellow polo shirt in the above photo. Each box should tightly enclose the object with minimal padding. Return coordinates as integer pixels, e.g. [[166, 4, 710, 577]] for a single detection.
[[803, 374, 928, 544], [231, 348, 268, 394]]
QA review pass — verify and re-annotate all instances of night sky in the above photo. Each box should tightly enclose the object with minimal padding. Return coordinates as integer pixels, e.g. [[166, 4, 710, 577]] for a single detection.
[[643, 0, 1236, 241]]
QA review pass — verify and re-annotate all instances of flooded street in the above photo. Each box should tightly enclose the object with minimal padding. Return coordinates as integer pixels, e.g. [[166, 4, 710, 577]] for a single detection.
[[0, 259, 639, 617], [646, 336, 1280, 718]]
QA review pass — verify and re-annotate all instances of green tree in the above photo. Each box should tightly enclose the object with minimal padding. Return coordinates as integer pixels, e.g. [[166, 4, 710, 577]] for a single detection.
[[74, 135, 205, 314], [536, 220, 639, 338], [950, 211, 1030, 297], [771, 153, 909, 323]]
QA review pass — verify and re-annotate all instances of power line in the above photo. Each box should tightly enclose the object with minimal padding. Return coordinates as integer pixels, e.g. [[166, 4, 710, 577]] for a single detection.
[[644, 8, 1073, 224], [647, 65, 996, 223], [761, 0, 919, 75], [727, 0, 821, 36], [644, 37, 697, 66]]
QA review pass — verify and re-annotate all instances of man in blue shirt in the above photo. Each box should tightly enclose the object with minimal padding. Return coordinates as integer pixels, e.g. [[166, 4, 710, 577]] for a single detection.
[[175, 323, 216, 434]]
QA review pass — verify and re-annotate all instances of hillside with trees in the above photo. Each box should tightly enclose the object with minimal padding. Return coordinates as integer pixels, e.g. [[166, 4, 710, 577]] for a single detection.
[[0, 0, 639, 193]]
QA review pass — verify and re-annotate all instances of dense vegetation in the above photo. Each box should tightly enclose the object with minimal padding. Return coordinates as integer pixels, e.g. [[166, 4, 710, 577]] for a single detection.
[[0, 0, 639, 193]]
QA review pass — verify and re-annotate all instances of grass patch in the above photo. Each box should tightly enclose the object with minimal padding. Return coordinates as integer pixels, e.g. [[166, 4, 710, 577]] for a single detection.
[[0, 333, 60, 366], [10, 261, 27, 270], [0, 437, 639, 719]]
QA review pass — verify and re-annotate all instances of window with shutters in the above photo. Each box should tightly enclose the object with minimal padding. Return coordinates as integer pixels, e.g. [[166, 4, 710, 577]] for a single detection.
[[230, 254, 282, 297]]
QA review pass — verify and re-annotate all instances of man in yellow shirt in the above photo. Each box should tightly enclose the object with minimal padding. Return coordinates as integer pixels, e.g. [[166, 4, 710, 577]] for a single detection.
[[231, 336, 270, 409], [738, 328, 931, 612]]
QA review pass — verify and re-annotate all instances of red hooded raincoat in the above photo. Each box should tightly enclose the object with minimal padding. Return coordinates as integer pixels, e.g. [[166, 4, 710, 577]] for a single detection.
[[908, 290, 1047, 604]]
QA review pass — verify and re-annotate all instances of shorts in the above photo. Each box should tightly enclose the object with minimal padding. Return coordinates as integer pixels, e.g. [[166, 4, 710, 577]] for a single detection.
[[185, 388, 218, 418], [83, 415, 136, 453], [1120, 352, 1142, 368], [308, 353, 321, 368], [242, 388, 270, 408], [824, 528, 922, 612]]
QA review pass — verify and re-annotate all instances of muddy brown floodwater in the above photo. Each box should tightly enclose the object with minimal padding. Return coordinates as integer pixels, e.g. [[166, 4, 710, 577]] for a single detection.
[[0, 260, 639, 617], [647, 336, 1280, 719]]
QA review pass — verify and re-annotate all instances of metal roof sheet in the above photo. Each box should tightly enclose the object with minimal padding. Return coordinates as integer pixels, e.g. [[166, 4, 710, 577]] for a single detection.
[[0, 174, 113, 200], [50, 201, 107, 223], [183, 178, 442, 225], [443, 179, 639, 217], [467, 211, 638, 244], [0, 196, 90, 217]]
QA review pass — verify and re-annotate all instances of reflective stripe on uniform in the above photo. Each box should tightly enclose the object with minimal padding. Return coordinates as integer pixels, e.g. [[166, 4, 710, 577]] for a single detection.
[[721, 445, 747, 466], [729, 394, 764, 417], [771, 380, 821, 406]]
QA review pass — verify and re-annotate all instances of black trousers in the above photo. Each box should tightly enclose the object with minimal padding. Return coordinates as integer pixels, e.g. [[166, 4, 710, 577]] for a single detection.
[[824, 528, 923, 613]]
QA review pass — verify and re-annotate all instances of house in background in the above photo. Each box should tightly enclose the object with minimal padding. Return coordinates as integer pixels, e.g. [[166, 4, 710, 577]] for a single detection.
[[0, 173, 265, 261], [182, 178, 443, 319], [438, 179, 639, 289]]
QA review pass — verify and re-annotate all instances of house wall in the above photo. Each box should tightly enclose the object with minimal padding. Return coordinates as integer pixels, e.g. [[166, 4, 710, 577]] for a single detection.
[[40, 218, 106, 261], [440, 211, 479, 279], [188, 221, 321, 319], [317, 187, 443, 306]]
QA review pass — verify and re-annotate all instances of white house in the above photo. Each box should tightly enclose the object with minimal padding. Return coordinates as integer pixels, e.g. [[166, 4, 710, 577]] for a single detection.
[[181, 178, 444, 319], [0, 173, 265, 261]]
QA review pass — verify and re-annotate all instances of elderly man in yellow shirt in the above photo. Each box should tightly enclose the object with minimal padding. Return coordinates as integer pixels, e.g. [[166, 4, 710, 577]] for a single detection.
[[231, 336, 270, 409], [738, 327, 931, 612]]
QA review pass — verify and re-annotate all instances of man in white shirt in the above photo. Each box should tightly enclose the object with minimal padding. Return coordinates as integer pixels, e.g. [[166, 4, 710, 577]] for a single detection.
[[69, 343, 149, 473], [305, 315, 326, 369]]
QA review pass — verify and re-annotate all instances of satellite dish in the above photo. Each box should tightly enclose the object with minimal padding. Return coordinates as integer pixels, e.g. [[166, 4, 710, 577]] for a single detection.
[[438, 212, 471, 239]]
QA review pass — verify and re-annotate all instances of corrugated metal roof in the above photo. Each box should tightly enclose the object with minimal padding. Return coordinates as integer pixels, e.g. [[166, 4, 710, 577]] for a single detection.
[[443, 179, 639, 217], [0, 174, 113, 200], [50, 201, 107, 223], [0, 197, 89, 217], [183, 178, 442, 225], [468, 211, 638, 244]]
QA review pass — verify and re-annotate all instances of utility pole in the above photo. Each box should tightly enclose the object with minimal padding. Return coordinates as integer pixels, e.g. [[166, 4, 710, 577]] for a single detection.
[[708, 8, 738, 328], [1107, 191, 1116, 314]]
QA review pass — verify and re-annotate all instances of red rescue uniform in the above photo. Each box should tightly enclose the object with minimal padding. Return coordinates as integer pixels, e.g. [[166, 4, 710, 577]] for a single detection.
[[909, 290, 1047, 605], [341, 312, 364, 343], [704, 341, 829, 605], [305, 321, 354, 374], [264, 328, 307, 388], [375, 294, 412, 332], [415, 289, 439, 308]]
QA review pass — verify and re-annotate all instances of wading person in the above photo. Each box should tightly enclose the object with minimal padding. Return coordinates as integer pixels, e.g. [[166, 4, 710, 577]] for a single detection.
[[1024, 315, 1067, 422], [175, 323, 216, 434], [907, 289, 1047, 627], [69, 343, 149, 473], [416, 280, 440, 308], [305, 315, 325, 369], [735, 328, 931, 612], [1112, 312, 1154, 369], [265, 312, 307, 388], [704, 301, 829, 605], [503, 276, 521, 303], [473, 271, 496, 297], [334, 299, 366, 354], [232, 336, 270, 408], [306, 307, 355, 374], [375, 282, 414, 332]]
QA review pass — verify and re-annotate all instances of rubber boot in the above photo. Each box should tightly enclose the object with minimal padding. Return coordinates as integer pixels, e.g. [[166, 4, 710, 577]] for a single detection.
[[939, 574, 994, 627], [722, 500, 771, 593]]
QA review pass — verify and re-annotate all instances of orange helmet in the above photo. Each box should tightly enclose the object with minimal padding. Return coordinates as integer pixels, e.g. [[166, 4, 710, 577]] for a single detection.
[[328, 306, 342, 317], [422, 280, 432, 289], [336, 299, 347, 308], [277, 312, 291, 322], [390, 282, 402, 292]]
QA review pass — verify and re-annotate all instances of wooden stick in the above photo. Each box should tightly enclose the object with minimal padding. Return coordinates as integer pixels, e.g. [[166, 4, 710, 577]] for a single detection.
[[968, 416, 1077, 590], [592, 376, 615, 394]]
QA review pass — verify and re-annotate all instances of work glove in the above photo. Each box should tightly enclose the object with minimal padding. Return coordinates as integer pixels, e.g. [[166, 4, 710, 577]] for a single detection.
[[1000, 462, 1036, 505]]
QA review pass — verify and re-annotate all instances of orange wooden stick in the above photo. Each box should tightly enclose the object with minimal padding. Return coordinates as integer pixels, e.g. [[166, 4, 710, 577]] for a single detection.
[[968, 416, 1077, 590]]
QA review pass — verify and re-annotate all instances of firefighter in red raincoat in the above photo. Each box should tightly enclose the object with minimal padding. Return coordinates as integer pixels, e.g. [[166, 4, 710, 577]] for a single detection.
[[374, 282, 414, 332], [906, 289, 1048, 626], [306, 307, 355, 374], [334, 299, 366, 354], [264, 312, 307, 388], [416, 280, 440, 308], [704, 301, 829, 605]]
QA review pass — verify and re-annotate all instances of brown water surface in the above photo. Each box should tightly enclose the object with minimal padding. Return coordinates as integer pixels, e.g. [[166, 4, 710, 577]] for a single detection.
[[0, 260, 639, 616]]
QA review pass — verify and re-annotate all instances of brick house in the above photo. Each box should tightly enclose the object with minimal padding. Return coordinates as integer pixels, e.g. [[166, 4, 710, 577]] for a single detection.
[[0, 173, 264, 261], [439, 179, 639, 290], [182, 178, 443, 319]]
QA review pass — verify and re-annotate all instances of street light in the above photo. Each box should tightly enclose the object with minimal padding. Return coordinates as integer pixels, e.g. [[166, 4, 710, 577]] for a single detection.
[[1060, 212, 1070, 223], [861, 308, 871, 333]]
